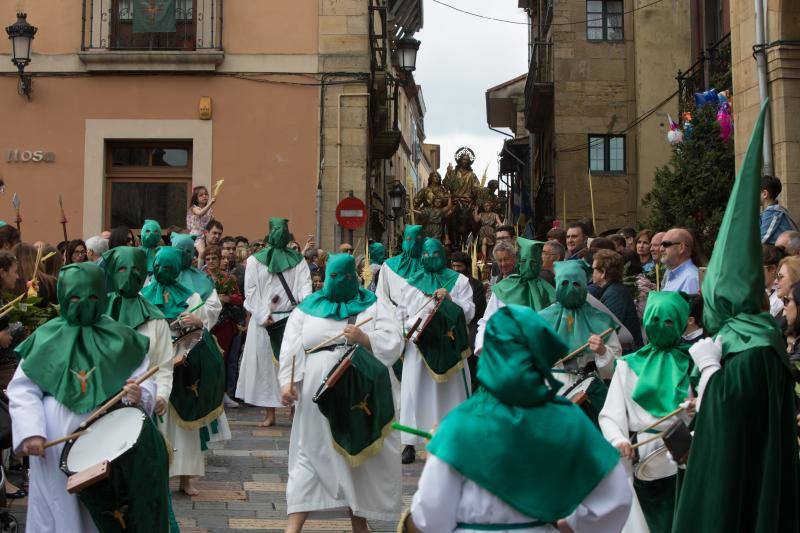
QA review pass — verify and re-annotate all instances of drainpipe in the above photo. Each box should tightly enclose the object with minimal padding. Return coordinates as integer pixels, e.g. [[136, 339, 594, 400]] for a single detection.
[[316, 159, 324, 247], [337, 92, 370, 247], [754, 0, 773, 175]]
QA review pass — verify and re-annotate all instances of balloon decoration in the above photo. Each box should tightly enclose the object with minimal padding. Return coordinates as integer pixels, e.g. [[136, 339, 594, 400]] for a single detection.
[[665, 89, 733, 144]]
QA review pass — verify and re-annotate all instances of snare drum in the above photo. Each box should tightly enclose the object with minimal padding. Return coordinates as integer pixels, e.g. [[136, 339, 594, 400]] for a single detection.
[[60, 406, 170, 532], [172, 328, 204, 367], [634, 445, 677, 481], [557, 373, 608, 426]]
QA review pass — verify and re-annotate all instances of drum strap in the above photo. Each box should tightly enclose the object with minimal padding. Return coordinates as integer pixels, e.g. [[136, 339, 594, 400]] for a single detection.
[[455, 521, 550, 530], [276, 272, 297, 306]]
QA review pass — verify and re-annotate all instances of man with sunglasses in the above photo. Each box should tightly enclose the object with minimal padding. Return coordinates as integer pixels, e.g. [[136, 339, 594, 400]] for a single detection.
[[660, 228, 700, 294]]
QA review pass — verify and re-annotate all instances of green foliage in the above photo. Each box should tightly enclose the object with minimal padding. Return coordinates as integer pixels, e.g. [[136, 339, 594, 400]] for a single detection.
[[643, 104, 735, 256]]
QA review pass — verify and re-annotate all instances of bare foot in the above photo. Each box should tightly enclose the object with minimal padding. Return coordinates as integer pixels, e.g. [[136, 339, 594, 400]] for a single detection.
[[180, 476, 199, 496], [259, 408, 276, 427]]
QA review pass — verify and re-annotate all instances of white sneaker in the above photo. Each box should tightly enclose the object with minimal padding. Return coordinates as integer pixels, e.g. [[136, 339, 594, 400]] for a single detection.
[[223, 393, 239, 408]]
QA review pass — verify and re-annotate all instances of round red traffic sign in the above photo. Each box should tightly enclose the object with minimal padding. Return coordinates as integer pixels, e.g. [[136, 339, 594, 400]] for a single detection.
[[335, 196, 367, 230]]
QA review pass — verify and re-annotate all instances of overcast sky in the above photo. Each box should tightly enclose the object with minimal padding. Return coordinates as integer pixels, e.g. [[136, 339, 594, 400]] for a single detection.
[[415, 0, 528, 183]]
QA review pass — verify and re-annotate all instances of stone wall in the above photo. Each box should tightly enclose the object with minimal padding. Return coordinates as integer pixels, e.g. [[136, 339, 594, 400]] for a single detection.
[[318, 0, 371, 250], [730, 0, 800, 215], [551, 0, 637, 233]]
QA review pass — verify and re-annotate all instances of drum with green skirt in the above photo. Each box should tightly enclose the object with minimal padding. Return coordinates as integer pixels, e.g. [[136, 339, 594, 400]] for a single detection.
[[313, 345, 396, 468], [413, 298, 471, 383], [170, 328, 225, 429], [60, 406, 170, 532]]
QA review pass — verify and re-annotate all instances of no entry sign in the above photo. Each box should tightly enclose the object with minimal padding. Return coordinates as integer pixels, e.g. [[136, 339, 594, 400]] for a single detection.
[[336, 196, 367, 230]]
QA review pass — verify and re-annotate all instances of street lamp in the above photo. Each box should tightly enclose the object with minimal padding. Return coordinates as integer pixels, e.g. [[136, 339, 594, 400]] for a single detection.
[[5, 12, 37, 100], [388, 180, 406, 218], [396, 34, 420, 73]]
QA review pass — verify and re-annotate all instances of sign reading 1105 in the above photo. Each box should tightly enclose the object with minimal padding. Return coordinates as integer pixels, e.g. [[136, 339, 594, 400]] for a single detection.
[[6, 149, 56, 163]]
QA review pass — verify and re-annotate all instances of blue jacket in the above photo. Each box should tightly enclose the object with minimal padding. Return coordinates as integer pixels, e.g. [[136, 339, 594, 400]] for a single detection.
[[760, 204, 797, 245]]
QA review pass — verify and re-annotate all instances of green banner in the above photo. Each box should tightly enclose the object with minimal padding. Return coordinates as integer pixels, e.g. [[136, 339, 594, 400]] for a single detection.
[[133, 0, 177, 34]]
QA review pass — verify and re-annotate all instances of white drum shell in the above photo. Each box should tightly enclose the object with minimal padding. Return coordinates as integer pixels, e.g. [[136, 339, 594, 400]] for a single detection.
[[65, 407, 145, 473]]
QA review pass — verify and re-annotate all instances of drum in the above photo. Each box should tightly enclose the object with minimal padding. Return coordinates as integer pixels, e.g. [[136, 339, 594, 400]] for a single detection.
[[60, 406, 170, 532], [170, 328, 225, 429], [557, 373, 608, 426], [634, 445, 677, 481], [313, 345, 396, 468], [266, 316, 289, 365], [172, 328, 204, 367], [413, 298, 470, 383]]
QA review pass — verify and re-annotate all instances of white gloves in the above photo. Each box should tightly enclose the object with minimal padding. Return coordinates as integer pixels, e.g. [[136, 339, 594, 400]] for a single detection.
[[689, 336, 723, 372]]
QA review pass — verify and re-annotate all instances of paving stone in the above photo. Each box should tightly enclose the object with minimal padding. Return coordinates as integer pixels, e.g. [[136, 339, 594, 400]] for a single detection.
[[191, 489, 248, 502], [243, 481, 287, 492]]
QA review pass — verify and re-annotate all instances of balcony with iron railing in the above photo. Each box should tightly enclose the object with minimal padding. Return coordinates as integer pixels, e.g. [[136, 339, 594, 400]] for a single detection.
[[524, 41, 553, 133], [676, 33, 731, 115], [79, 0, 224, 71]]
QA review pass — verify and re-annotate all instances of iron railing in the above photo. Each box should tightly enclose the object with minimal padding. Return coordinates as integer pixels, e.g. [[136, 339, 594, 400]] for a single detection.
[[81, 0, 223, 51], [677, 33, 731, 114]]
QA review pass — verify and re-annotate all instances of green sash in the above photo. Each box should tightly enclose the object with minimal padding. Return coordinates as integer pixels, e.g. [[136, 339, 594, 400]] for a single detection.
[[76, 409, 170, 533], [414, 298, 471, 382], [169, 329, 224, 429], [314, 345, 395, 468]]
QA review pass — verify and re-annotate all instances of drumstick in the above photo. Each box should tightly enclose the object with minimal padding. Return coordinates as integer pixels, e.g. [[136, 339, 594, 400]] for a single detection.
[[413, 295, 437, 316], [553, 327, 614, 367], [638, 406, 685, 434], [169, 300, 205, 329], [631, 431, 665, 451], [290, 354, 296, 385], [391, 422, 432, 440], [305, 317, 374, 353], [43, 429, 88, 450], [80, 365, 159, 428]]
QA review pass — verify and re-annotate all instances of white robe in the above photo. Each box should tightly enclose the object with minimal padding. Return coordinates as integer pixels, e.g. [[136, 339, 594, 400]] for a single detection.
[[411, 455, 632, 533], [9, 355, 155, 533], [158, 291, 230, 477], [598, 360, 683, 533], [278, 302, 403, 521], [237, 257, 311, 407], [137, 318, 175, 403], [397, 275, 475, 446]]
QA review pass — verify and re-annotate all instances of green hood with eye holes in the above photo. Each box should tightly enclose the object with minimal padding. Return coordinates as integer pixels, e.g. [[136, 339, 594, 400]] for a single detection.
[[405, 238, 460, 295], [104, 246, 165, 329], [297, 254, 376, 320]]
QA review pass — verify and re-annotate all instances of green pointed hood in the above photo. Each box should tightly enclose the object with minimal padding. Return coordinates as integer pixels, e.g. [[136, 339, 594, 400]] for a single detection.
[[252, 217, 303, 274], [702, 100, 785, 359], [405, 238, 459, 295], [384, 225, 424, 280], [427, 305, 618, 520], [623, 291, 691, 417], [139, 219, 161, 273], [538, 261, 617, 356], [298, 254, 377, 320], [104, 246, 165, 329], [491, 238, 554, 310], [141, 247, 193, 321], [369, 242, 386, 265], [16, 263, 149, 414], [170, 232, 213, 300]]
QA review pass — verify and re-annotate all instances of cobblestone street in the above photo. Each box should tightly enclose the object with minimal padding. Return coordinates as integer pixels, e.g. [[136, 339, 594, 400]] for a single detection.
[[8, 405, 423, 532]]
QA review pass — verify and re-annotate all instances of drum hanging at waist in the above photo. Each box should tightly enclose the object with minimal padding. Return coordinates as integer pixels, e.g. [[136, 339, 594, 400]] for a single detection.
[[312, 345, 395, 468], [555, 371, 608, 427], [266, 316, 290, 365], [413, 298, 471, 383], [170, 328, 225, 430], [60, 406, 170, 532]]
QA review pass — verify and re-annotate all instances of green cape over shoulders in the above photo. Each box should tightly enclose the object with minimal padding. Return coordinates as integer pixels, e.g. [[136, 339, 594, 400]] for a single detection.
[[16, 263, 149, 414], [141, 247, 193, 321], [622, 291, 691, 417], [104, 246, 165, 329], [298, 254, 376, 320], [492, 238, 554, 310], [384, 225, 424, 280], [427, 305, 618, 521], [405, 238, 459, 295], [252, 217, 303, 274], [538, 261, 617, 356]]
